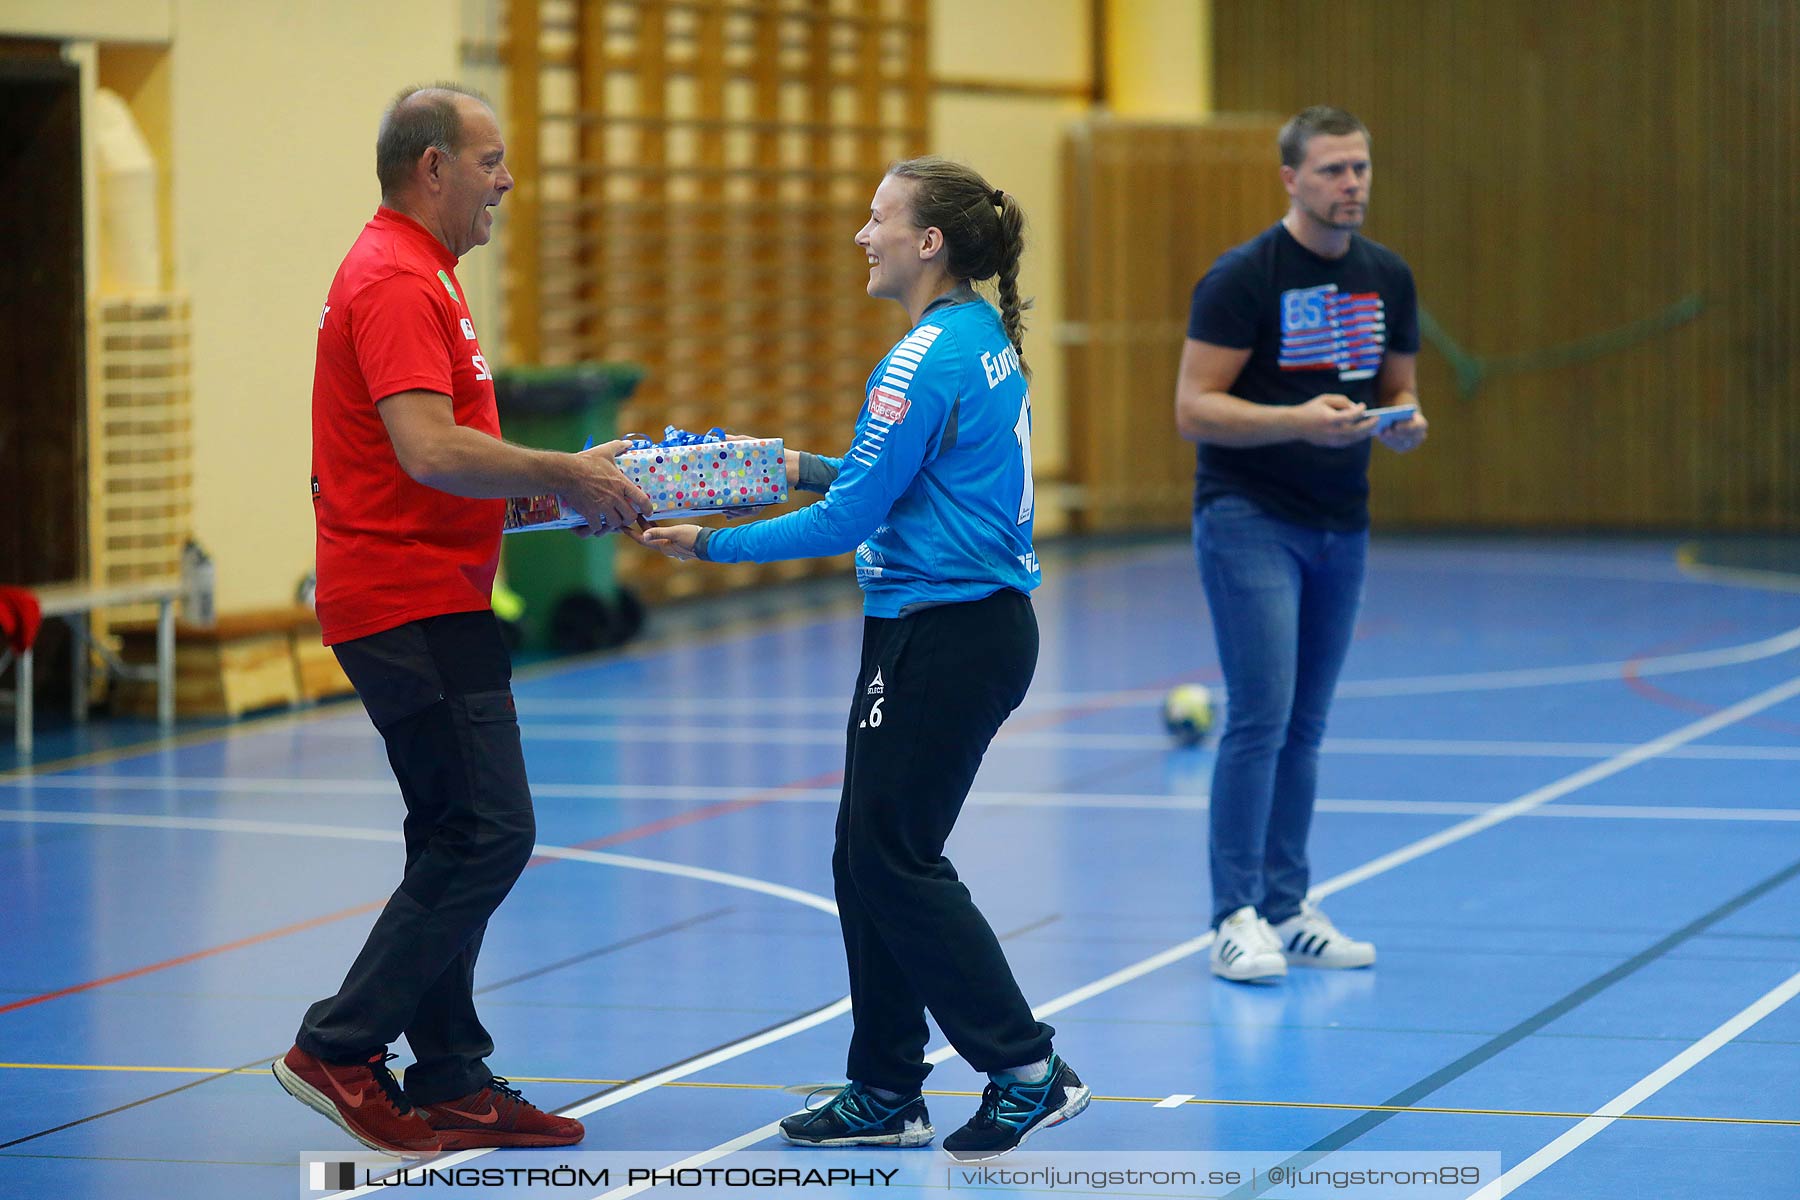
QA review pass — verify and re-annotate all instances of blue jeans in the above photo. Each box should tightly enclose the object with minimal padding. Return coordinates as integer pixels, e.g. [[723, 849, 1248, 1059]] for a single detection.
[[1195, 494, 1366, 928]]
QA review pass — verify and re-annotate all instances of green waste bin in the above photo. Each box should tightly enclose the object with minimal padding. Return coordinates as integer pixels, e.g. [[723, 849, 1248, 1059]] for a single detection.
[[495, 362, 647, 653]]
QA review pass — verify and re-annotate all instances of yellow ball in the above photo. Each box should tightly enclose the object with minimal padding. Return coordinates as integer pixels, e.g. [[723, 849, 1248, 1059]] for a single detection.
[[1162, 683, 1214, 747]]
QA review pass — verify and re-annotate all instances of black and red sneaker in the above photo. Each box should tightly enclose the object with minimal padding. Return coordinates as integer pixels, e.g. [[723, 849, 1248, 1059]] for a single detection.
[[415, 1078, 585, 1149], [272, 1045, 441, 1155]]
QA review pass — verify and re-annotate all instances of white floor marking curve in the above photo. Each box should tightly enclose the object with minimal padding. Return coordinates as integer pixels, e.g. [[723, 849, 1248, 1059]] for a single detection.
[[0, 808, 843, 1200], [0, 810, 838, 917], [1468, 968, 1800, 1199], [1377, 548, 1735, 585], [3, 684, 1792, 1195], [295, 714, 1800, 752], [9, 663, 1794, 1197], [10, 782, 1800, 826], [587, 673, 1800, 1200], [500, 620, 1800, 717]]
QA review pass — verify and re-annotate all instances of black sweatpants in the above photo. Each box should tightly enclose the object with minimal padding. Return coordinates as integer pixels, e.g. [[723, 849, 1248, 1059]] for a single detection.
[[834, 587, 1055, 1093], [295, 610, 535, 1105]]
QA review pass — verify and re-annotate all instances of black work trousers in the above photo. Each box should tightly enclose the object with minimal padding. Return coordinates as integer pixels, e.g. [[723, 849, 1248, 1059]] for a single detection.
[[834, 587, 1055, 1093], [295, 610, 535, 1105]]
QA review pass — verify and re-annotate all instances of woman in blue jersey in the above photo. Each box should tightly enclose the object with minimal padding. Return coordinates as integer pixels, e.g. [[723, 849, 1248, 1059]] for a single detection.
[[638, 158, 1086, 1161]]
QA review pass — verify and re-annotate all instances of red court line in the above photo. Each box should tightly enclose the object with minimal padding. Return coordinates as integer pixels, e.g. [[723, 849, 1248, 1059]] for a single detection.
[[534, 767, 847, 863], [3, 770, 849, 1016], [1004, 666, 1222, 735], [0, 897, 389, 1016], [4, 670, 1203, 1016], [1622, 626, 1800, 736]]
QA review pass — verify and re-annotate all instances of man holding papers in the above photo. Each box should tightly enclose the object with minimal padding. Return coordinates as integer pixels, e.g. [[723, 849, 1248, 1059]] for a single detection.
[[1173, 106, 1428, 984]]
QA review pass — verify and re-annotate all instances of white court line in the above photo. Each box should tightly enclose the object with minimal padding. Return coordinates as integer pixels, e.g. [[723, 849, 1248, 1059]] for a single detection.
[[503, 621, 1800, 716], [8, 695, 1794, 1194], [321, 997, 859, 1200], [292, 723, 1800, 755], [1378, 548, 1730, 584], [42, 738, 1800, 765], [7, 676, 1795, 1199], [0, 813, 837, 1200], [1469, 968, 1800, 1199], [0, 810, 840, 917], [1311, 675, 1800, 902], [594, 928, 1225, 1200], [587, 673, 1800, 1200], [1155, 1093, 1196, 1109], [1677, 559, 1800, 596], [1320, 738, 1800, 760], [9, 777, 1800, 824]]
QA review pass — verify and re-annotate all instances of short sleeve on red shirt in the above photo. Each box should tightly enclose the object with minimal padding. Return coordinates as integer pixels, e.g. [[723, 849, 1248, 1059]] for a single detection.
[[351, 271, 460, 402], [311, 208, 504, 645]]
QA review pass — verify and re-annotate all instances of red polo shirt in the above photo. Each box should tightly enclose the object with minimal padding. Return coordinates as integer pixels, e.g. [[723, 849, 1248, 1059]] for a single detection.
[[311, 207, 505, 645]]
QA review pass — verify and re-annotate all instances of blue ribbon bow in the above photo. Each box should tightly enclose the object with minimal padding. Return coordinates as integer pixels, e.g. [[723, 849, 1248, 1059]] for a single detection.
[[618, 425, 728, 451]]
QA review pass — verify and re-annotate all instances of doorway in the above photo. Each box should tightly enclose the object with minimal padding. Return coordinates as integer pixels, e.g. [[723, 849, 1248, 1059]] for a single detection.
[[0, 43, 86, 586]]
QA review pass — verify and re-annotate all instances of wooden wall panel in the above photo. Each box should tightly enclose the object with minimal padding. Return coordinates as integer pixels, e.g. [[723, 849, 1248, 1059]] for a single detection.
[[1210, 0, 1799, 532], [1063, 117, 1285, 529], [506, 0, 928, 602]]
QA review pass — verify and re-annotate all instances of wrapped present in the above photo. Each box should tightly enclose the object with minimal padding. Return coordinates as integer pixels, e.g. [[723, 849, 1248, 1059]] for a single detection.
[[618, 427, 787, 520], [502, 427, 788, 532]]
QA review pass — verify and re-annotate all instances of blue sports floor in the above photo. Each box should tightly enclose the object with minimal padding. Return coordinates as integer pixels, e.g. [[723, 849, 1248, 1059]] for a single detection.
[[2, 536, 1797, 1198]]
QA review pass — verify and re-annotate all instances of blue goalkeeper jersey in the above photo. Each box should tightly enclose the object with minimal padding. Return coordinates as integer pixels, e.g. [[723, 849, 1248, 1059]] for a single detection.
[[700, 286, 1041, 617]]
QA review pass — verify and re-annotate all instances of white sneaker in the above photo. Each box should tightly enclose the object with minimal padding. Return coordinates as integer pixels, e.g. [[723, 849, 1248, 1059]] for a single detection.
[[1211, 906, 1287, 983], [1270, 902, 1375, 969]]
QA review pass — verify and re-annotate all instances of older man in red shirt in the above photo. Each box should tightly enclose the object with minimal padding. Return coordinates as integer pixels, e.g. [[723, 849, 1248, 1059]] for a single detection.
[[273, 84, 646, 1155]]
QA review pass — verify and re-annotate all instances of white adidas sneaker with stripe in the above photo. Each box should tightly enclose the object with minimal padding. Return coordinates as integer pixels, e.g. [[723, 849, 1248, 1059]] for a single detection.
[[1271, 902, 1376, 969], [1210, 905, 1287, 982]]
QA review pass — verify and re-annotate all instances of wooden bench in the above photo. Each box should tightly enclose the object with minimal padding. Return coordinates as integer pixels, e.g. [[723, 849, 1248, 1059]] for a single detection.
[[112, 605, 355, 719], [2, 578, 180, 756]]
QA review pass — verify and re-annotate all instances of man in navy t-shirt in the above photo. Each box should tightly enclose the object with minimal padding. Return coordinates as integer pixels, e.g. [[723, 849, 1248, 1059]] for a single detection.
[[1174, 105, 1428, 984]]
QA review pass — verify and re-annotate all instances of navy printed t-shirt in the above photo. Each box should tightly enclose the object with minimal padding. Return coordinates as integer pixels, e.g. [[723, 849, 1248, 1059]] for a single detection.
[[1186, 221, 1419, 532]]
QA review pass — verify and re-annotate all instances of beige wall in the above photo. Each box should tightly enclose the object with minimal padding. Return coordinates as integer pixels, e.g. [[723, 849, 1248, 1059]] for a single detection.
[[930, 92, 1087, 505], [1108, 0, 1211, 119], [927, 0, 1211, 535], [3, 0, 171, 42], [930, 0, 1092, 534], [167, 1, 458, 609], [15, 0, 1218, 609], [8, 0, 461, 610]]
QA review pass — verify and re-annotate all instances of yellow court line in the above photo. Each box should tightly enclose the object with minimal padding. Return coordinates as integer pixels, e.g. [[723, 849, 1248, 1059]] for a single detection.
[[6, 1063, 1795, 1129], [1674, 541, 1800, 596]]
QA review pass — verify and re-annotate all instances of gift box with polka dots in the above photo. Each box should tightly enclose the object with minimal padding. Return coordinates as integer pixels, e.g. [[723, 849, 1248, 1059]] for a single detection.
[[619, 437, 787, 520]]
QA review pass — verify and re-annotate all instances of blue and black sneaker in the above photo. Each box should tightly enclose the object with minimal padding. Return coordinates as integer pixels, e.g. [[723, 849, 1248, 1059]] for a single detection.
[[942, 1055, 1089, 1161], [779, 1082, 935, 1147]]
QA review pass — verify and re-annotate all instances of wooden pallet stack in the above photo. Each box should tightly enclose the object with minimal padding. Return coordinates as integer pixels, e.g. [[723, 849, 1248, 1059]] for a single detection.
[[113, 605, 356, 719], [86, 293, 194, 665]]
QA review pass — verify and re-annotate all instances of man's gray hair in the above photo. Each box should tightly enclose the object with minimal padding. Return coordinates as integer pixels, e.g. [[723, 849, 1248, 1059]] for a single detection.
[[376, 83, 491, 199]]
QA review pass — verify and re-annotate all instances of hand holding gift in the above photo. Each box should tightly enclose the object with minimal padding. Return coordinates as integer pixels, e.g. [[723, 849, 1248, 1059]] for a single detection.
[[561, 439, 651, 535], [631, 524, 703, 560]]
